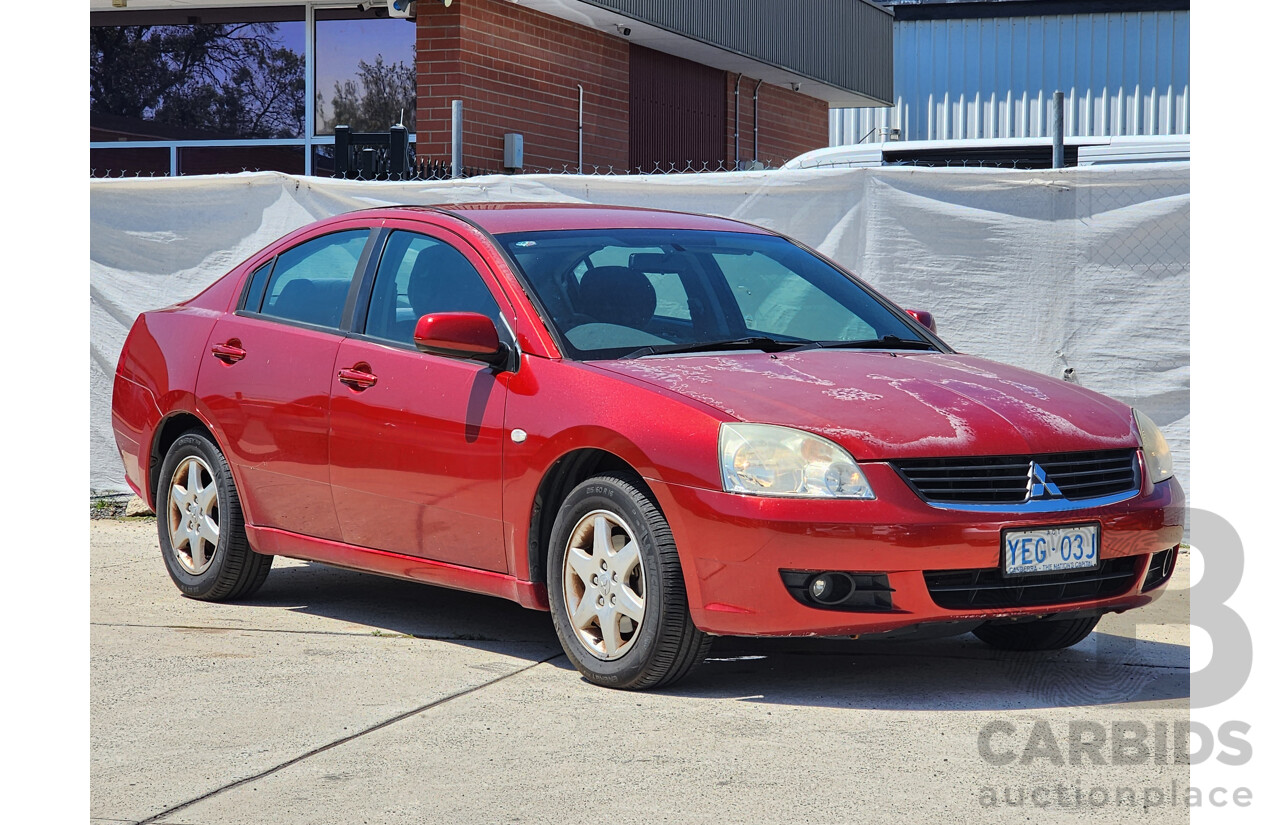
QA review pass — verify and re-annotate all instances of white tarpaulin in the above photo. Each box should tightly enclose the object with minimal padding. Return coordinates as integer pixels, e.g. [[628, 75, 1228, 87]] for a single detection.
[[90, 164, 1190, 500]]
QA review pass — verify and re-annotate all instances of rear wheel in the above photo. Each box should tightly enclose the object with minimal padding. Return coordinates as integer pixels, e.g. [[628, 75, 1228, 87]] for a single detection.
[[157, 432, 272, 601], [972, 615, 1100, 651], [547, 473, 711, 690]]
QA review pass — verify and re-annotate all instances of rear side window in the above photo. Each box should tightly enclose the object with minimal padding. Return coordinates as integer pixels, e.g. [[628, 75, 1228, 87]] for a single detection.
[[362, 231, 503, 346], [241, 261, 273, 312], [259, 230, 369, 329]]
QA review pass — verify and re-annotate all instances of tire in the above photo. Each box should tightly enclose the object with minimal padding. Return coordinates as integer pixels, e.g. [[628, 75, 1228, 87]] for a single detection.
[[156, 431, 272, 601], [547, 473, 711, 690], [972, 615, 1100, 651]]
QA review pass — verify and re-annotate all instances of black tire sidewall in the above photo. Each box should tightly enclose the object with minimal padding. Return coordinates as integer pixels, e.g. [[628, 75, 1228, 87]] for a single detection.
[[157, 433, 242, 599], [547, 476, 670, 688]]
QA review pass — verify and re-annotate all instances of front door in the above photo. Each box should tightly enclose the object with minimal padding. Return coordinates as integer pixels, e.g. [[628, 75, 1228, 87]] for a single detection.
[[328, 227, 514, 572]]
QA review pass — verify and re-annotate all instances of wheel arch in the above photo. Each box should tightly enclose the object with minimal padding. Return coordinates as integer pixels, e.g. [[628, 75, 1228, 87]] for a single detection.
[[149, 412, 218, 507], [526, 448, 664, 585]]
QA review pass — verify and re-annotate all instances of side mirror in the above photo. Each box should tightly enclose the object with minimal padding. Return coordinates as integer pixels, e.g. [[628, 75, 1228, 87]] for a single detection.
[[904, 309, 937, 334], [414, 312, 509, 368]]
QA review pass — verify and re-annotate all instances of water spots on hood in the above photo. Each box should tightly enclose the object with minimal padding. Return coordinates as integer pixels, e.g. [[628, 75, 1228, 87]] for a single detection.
[[616, 355, 843, 416], [808, 373, 978, 452], [927, 356, 1051, 400], [823, 387, 883, 402], [594, 350, 1136, 459], [931, 377, 1132, 447]]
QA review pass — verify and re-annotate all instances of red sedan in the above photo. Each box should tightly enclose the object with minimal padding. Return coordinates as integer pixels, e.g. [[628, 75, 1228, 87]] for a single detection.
[[111, 203, 1184, 689]]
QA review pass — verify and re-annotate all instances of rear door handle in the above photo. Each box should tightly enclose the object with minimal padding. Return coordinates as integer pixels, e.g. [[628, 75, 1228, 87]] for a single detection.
[[337, 365, 378, 391], [211, 341, 247, 364]]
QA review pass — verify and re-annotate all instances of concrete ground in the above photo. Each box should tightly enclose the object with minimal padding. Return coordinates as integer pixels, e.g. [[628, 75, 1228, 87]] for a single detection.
[[91, 518, 1190, 825]]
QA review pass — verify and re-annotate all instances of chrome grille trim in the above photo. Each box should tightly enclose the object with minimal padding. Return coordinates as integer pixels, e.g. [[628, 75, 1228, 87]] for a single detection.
[[892, 449, 1139, 511]]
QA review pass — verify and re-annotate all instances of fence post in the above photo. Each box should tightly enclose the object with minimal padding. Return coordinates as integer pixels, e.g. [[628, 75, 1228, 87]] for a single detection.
[[451, 100, 464, 179], [1051, 91, 1065, 169], [335, 125, 351, 178], [356, 147, 375, 180], [390, 124, 409, 180]]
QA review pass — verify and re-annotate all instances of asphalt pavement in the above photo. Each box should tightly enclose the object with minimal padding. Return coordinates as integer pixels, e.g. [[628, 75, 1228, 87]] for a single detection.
[[91, 518, 1191, 824]]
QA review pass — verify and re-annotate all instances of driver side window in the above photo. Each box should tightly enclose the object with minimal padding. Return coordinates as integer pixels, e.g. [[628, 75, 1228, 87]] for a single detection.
[[363, 231, 504, 346]]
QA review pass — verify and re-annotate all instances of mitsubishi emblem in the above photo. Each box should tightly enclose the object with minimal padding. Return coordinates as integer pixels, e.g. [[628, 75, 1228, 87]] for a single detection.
[[1028, 462, 1063, 500]]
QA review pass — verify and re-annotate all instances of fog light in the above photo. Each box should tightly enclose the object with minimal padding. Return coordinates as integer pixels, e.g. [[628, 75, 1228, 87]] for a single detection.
[[808, 572, 855, 605]]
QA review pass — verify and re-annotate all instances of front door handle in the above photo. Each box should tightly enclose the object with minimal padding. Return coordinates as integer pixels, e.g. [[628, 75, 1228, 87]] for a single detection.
[[211, 341, 247, 364], [337, 365, 378, 391]]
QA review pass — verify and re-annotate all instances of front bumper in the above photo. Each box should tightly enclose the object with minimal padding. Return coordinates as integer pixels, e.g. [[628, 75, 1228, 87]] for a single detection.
[[648, 463, 1185, 637]]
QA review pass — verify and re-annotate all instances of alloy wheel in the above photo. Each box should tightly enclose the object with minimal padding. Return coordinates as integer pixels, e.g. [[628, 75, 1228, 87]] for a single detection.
[[561, 509, 647, 660], [166, 455, 220, 575]]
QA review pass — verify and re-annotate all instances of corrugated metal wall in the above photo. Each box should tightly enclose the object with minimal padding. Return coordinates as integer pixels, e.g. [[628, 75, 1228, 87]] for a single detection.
[[831, 10, 1190, 144], [584, 0, 895, 105]]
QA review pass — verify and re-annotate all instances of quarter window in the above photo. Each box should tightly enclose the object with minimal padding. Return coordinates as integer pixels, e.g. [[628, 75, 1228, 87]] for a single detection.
[[259, 230, 369, 330], [363, 231, 503, 346], [241, 260, 274, 312]]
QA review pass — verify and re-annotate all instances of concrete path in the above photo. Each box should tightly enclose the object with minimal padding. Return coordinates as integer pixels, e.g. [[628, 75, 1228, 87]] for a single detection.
[[91, 518, 1190, 824]]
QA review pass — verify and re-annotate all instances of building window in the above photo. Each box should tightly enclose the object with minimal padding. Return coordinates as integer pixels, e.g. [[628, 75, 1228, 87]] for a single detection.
[[90, 5, 416, 178], [90, 11, 306, 143], [314, 9, 417, 135]]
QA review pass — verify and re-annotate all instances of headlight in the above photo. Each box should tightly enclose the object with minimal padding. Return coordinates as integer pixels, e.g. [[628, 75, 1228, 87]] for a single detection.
[[719, 423, 875, 499], [1133, 408, 1174, 483]]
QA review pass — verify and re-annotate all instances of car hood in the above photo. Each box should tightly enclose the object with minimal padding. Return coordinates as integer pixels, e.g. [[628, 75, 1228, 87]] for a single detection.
[[590, 350, 1138, 460]]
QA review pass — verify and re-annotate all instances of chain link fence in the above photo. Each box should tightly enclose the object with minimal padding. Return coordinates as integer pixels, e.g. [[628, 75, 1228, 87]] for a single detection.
[[89, 158, 784, 180], [89, 157, 1111, 180]]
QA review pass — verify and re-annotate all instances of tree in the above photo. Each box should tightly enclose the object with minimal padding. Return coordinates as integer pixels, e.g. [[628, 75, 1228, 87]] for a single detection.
[[317, 54, 416, 134]]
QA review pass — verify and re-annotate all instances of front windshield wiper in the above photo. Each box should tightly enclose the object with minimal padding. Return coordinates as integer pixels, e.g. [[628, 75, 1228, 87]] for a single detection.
[[801, 335, 937, 351], [622, 336, 809, 359]]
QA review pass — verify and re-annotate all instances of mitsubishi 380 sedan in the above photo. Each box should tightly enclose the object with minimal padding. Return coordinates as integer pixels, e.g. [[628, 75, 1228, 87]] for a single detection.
[[111, 203, 1184, 690]]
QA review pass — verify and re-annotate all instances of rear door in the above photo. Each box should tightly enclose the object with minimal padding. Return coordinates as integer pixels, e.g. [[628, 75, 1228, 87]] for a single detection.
[[197, 226, 374, 540], [328, 224, 514, 571]]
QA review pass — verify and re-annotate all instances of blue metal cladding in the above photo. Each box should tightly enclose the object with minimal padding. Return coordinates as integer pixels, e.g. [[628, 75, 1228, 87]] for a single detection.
[[830, 11, 1190, 144]]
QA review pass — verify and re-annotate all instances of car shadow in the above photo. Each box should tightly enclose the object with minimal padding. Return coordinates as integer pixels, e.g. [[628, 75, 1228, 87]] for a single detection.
[[236, 559, 561, 660], [242, 561, 1188, 711], [670, 632, 1189, 710]]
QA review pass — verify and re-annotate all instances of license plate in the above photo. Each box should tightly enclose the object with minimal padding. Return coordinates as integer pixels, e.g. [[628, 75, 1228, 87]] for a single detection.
[[1002, 523, 1100, 576]]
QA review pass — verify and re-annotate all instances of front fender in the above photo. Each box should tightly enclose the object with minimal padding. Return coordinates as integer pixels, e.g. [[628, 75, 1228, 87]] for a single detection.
[[501, 357, 730, 588]]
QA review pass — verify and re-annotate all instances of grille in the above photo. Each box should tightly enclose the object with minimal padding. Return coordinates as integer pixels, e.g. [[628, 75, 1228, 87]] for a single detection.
[[893, 449, 1138, 505], [924, 556, 1141, 610]]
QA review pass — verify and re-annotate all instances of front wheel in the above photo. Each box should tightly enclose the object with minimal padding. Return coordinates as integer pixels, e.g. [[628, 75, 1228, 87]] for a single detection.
[[972, 615, 1100, 651], [547, 473, 711, 690], [157, 431, 272, 601]]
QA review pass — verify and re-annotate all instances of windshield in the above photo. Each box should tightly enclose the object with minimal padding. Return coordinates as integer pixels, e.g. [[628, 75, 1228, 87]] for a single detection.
[[496, 228, 937, 361]]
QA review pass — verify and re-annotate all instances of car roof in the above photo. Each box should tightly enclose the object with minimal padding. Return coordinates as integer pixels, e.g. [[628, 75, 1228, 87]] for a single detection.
[[360, 202, 773, 236]]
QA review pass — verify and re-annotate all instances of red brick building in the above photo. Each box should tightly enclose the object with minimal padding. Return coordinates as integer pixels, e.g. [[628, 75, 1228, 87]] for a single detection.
[[90, 1, 893, 176]]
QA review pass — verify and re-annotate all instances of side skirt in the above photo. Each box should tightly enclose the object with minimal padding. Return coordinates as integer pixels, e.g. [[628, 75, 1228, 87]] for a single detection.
[[246, 525, 550, 611]]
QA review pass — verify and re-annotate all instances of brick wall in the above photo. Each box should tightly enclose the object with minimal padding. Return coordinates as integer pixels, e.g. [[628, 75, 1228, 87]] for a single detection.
[[416, 0, 629, 172], [415, 0, 830, 173], [724, 75, 830, 168]]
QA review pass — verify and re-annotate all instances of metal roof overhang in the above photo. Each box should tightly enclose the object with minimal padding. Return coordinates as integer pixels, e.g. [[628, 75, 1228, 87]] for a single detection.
[[90, 0, 895, 108]]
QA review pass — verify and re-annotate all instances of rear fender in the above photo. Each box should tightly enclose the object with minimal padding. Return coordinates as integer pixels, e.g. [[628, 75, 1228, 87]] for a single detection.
[[112, 309, 222, 509]]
